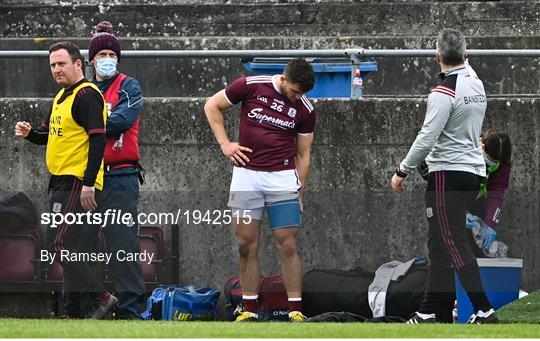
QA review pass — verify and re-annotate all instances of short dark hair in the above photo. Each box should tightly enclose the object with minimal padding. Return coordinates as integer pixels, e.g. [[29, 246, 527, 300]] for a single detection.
[[483, 131, 512, 166], [284, 58, 315, 93], [49, 41, 85, 69], [436, 28, 466, 65]]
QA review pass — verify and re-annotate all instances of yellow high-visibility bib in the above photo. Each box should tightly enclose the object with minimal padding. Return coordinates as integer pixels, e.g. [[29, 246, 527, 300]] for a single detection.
[[46, 82, 107, 190]]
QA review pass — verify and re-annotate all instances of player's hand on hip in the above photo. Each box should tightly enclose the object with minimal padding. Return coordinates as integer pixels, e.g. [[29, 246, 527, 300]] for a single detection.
[[391, 174, 405, 193], [15, 121, 32, 138], [80, 185, 97, 212], [220, 141, 252, 166]]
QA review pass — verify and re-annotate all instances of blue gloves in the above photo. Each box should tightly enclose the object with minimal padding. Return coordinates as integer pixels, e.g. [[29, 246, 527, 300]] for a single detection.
[[465, 213, 498, 253], [465, 213, 477, 230], [482, 227, 497, 252]]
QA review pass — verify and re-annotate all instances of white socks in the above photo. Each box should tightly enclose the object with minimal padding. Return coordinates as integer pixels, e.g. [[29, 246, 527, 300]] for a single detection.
[[476, 309, 495, 318], [417, 312, 436, 319]]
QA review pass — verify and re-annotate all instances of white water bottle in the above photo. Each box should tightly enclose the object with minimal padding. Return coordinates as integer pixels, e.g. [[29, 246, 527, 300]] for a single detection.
[[470, 217, 488, 248], [351, 68, 364, 99], [452, 301, 458, 323], [485, 240, 509, 258]]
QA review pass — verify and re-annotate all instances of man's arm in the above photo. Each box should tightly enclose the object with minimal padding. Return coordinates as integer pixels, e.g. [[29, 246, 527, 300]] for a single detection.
[[392, 92, 452, 192], [295, 133, 314, 212], [204, 89, 252, 166], [15, 121, 49, 145], [295, 133, 313, 191], [106, 77, 144, 138], [400, 93, 452, 173], [72, 87, 106, 211]]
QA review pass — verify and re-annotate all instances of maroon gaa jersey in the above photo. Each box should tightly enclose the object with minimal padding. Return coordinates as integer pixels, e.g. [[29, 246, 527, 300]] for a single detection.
[[225, 75, 316, 172]]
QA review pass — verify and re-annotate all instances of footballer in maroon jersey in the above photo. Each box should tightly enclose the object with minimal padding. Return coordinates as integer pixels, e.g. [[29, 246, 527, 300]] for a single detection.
[[224, 74, 315, 172], [204, 58, 315, 322]]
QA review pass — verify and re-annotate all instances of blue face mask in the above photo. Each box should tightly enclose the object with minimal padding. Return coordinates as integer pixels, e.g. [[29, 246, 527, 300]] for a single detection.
[[95, 58, 117, 79]]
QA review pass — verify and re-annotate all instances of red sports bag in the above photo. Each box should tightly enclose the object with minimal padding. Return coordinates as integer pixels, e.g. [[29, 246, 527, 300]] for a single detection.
[[223, 275, 289, 321]]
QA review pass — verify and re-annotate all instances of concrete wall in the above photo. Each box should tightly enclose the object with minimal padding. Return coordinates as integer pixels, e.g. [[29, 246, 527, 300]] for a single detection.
[[2, 2, 538, 37], [1, 96, 538, 293], [1, 36, 539, 97], [1, 1, 539, 97]]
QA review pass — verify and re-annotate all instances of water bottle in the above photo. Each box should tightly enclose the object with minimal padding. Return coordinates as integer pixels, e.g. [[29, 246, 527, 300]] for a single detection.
[[452, 301, 458, 323], [485, 240, 508, 258], [470, 218, 488, 249], [351, 68, 364, 99]]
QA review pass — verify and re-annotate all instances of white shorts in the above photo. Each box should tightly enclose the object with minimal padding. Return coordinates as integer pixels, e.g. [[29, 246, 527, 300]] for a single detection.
[[228, 167, 301, 221]]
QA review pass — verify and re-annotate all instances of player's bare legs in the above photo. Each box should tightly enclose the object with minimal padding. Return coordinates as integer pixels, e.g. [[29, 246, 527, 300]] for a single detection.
[[273, 227, 302, 298], [234, 219, 262, 296]]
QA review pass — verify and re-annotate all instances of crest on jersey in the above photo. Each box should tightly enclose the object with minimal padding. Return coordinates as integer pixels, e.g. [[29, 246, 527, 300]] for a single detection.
[[52, 202, 62, 213], [287, 108, 297, 118]]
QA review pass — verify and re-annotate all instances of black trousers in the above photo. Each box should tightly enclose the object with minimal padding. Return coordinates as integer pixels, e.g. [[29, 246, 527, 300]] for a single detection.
[[101, 171, 146, 318], [418, 171, 492, 317], [47, 175, 106, 317]]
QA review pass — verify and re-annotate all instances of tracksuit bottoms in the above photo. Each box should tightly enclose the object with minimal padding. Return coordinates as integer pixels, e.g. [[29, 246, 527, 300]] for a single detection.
[[47, 175, 106, 317], [418, 171, 492, 317]]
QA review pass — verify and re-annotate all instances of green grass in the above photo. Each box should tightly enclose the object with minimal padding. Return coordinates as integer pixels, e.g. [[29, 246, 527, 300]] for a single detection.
[[497, 290, 540, 324], [0, 319, 539, 338], [1, 290, 538, 338]]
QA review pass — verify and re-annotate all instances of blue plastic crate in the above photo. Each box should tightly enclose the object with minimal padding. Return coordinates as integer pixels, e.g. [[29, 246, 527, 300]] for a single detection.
[[242, 60, 378, 98], [455, 258, 522, 323]]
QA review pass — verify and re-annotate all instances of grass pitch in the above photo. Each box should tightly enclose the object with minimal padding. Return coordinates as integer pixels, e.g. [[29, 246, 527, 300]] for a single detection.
[[0, 290, 538, 338], [497, 289, 540, 324], [0, 320, 539, 338]]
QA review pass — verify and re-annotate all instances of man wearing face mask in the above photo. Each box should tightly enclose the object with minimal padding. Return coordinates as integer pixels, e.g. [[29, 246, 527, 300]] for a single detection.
[[88, 21, 146, 320]]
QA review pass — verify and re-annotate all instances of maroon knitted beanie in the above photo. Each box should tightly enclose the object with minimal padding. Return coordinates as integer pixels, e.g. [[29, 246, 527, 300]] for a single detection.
[[88, 21, 121, 61]]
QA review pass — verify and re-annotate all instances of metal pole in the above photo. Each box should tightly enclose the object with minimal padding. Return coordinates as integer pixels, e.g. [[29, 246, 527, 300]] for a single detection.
[[1, 49, 540, 58], [362, 49, 540, 57], [0, 49, 349, 58]]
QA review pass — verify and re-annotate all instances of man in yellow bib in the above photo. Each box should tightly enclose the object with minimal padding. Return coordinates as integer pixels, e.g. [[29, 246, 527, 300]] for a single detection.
[[15, 42, 117, 319]]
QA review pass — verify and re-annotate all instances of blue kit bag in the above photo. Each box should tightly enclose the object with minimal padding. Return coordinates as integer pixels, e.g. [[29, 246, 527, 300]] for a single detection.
[[142, 285, 220, 321]]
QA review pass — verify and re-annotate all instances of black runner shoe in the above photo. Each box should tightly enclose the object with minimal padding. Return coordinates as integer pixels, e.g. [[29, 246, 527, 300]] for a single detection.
[[406, 312, 438, 324], [467, 309, 499, 324]]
